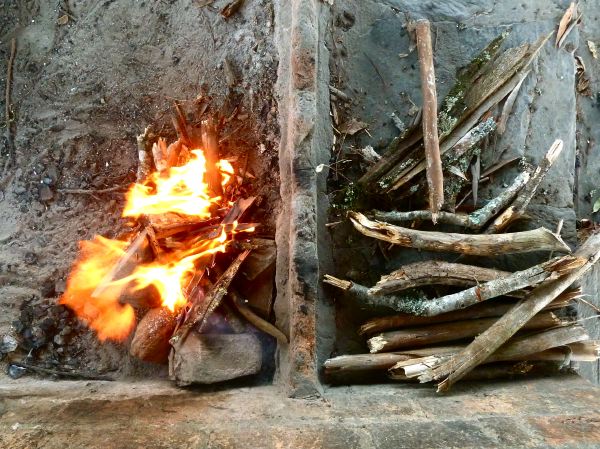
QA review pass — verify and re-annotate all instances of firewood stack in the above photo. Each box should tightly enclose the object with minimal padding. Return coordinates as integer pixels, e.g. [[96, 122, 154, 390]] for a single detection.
[[323, 23, 600, 392]]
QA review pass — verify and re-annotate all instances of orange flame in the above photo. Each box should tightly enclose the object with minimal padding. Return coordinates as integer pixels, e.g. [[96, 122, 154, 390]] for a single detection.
[[60, 145, 246, 342]]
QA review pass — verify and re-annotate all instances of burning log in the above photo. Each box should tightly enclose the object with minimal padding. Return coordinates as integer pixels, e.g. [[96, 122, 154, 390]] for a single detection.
[[485, 139, 564, 233], [414, 19, 444, 217], [371, 170, 530, 230], [367, 311, 565, 353], [170, 250, 251, 350], [152, 138, 169, 174], [130, 307, 178, 364], [359, 294, 575, 336], [428, 232, 600, 392], [201, 116, 223, 197], [348, 211, 570, 255]]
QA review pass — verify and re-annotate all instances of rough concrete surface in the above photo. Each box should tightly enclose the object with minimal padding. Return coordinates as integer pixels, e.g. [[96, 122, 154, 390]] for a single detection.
[[0, 375, 599, 448]]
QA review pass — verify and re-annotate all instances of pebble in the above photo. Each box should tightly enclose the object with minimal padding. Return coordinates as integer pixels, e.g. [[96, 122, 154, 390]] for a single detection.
[[38, 185, 54, 201], [53, 334, 65, 346], [8, 365, 27, 379]]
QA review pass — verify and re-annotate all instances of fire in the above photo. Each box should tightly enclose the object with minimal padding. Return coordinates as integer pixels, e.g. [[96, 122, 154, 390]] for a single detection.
[[60, 145, 246, 342]]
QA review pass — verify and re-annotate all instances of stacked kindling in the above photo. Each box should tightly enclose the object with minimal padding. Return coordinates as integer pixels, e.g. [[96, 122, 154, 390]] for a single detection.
[[324, 25, 600, 392]]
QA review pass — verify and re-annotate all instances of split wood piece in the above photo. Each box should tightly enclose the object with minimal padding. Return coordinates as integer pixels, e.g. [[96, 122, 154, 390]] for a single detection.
[[136, 126, 155, 182], [348, 211, 571, 256], [324, 345, 463, 375], [397, 255, 585, 317], [228, 288, 288, 343], [324, 339, 597, 376], [152, 138, 169, 174], [170, 249, 251, 350], [497, 70, 530, 135], [369, 260, 510, 296], [395, 325, 590, 380], [153, 216, 220, 239], [367, 311, 564, 353], [486, 139, 564, 233], [391, 361, 568, 383], [368, 33, 549, 195], [91, 230, 150, 299], [172, 102, 191, 146], [201, 116, 223, 197], [171, 223, 259, 251], [372, 170, 530, 230], [130, 307, 178, 364], [414, 19, 444, 217], [430, 231, 600, 392], [359, 294, 574, 336], [144, 224, 162, 258]]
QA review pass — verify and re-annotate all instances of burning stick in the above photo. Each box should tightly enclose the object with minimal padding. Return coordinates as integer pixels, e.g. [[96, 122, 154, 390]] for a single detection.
[[136, 126, 154, 182], [170, 249, 251, 350], [348, 211, 571, 255], [429, 232, 600, 392], [414, 19, 444, 218], [201, 116, 224, 197], [367, 311, 564, 353]]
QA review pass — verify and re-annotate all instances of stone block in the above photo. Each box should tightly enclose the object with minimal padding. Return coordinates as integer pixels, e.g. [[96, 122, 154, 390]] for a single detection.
[[171, 333, 261, 386]]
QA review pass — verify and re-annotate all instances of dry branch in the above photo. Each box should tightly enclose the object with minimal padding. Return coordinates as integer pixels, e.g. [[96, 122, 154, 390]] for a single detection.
[[367, 311, 564, 353], [359, 295, 573, 335], [430, 232, 600, 392], [372, 170, 530, 230], [349, 211, 571, 255], [170, 249, 250, 350], [369, 261, 509, 296], [399, 255, 585, 317], [486, 139, 564, 233], [415, 20, 444, 216], [228, 288, 288, 343]]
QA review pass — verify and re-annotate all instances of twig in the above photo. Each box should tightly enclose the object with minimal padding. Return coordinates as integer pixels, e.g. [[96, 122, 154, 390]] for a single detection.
[[58, 185, 129, 195], [3, 38, 17, 176], [415, 20, 443, 217], [12, 361, 114, 381], [430, 232, 600, 392], [349, 211, 571, 256]]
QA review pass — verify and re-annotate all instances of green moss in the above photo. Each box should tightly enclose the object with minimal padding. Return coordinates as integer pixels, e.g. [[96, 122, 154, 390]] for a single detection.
[[331, 182, 368, 211]]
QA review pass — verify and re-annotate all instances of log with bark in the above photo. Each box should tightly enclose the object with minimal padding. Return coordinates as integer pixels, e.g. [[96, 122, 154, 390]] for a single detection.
[[367, 311, 565, 353], [359, 294, 575, 335], [349, 211, 571, 255], [427, 232, 600, 391]]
